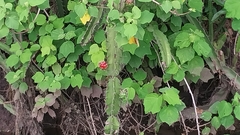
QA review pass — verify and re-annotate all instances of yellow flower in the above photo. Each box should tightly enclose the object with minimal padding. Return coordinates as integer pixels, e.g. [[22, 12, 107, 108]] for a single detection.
[[128, 37, 139, 46], [80, 12, 91, 25]]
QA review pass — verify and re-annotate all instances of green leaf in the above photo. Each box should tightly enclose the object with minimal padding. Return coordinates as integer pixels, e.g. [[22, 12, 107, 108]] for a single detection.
[[202, 127, 210, 135], [161, 0, 172, 13], [108, 9, 120, 20], [124, 23, 138, 38], [172, 0, 181, 9], [0, 26, 9, 38], [20, 49, 32, 64], [94, 30, 106, 44], [234, 105, 240, 120], [91, 51, 105, 66], [160, 87, 181, 105], [38, 0, 50, 9], [218, 101, 233, 118], [133, 68, 147, 81], [32, 72, 45, 83], [144, 93, 162, 114], [49, 81, 61, 92], [173, 69, 185, 82], [122, 78, 133, 88], [211, 116, 221, 129], [5, 13, 19, 29], [45, 55, 57, 66], [74, 3, 86, 17], [122, 44, 138, 54], [220, 115, 234, 129], [71, 74, 83, 88], [65, 31, 76, 40], [5, 72, 20, 84], [139, 10, 154, 24], [137, 83, 154, 99], [166, 62, 179, 74], [174, 32, 191, 48], [6, 54, 19, 67], [158, 105, 179, 125], [232, 19, 240, 31], [201, 111, 212, 121], [176, 47, 195, 64], [193, 40, 211, 57], [132, 6, 141, 19], [129, 55, 142, 68], [60, 77, 71, 89], [89, 44, 100, 55], [127, 87, 135, 100], [59, 41, 74, 57], [209, 101, 220, 114], [188, 0, 203, 12], [51, 29, 65, 40], [52, 63, 62, 75], [35, 14, 46, 25], [88, 6, 98, 18], [28, 0, 47, 6], [138, 0, 151, 2], [187, 56, 204, 76], [19, 82, 28, 93], [171, 16, 182, 27], [224, 0, 240, 19], [135, 41, 151, 58]]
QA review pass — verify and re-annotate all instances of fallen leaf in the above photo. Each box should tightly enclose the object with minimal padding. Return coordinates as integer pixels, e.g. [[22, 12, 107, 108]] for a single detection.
[[91, 84, 102, 98], [200, 68, 214, 82], [80, 12, 91, 25], [80, 87, 93, 98], [48, 108, 56, 118], [37, 111, 44, 122]]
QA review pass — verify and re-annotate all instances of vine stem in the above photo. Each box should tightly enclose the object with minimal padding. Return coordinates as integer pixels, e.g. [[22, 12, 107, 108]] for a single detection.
[[87, 97, 98, 135]]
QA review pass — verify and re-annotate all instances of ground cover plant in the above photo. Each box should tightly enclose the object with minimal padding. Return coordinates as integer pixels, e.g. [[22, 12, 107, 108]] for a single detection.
[[0, 0, 240, 135]]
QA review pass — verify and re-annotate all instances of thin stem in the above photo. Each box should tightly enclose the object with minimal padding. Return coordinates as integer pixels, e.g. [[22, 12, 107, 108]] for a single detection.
[[87, 97, 98, 135], [208, 0, 214, 44]]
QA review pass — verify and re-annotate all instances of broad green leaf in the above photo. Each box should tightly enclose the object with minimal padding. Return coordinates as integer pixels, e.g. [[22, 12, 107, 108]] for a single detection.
[[158, 105, 179, 125], [188, 0, 203, 12], [35, 14, 46, 25], [38, 80, 50, 92], [209, 101, 220, 114], [32, 72, 45, 83], [65, 31, 76, 40], [128, 55, 142, 68], [171, 16, 182, 27], [30, 44, 40, 52], [135, 41, 151, 58], [88, 6, 98, 18], [59, 41, 74, 57], [28, 0, 47, 6], [139, 10, 154, 24], [122, 78, 133, 88], [60, 77, 71, 89], [187, 56, 204, 76], [133, 68, 147, 81], [94, 30, 106, 44], [138, 0, 151, 2], [220, 115, 234, 129], [161, 0, 172, 13], [218, 101, 233, 118], [19, 82, 28, 93], [132, 6, 141, 19], [49, 81, 61, 92], [234, 105, 240, 120], [211, 116, 221, 129], [176, 47, 195, 64], [166, 62, 179, 74], [52, 63, 61, 75], [124, 23, 138, 38], [172, 0, 181, 9], [5, 13, 19, 29], [0, 26, 9, 38], [137, 83, 154, 99], [5, 72, 20, 84], [38, 0, 50, 9], [74, 3, 86, 17], [45, 55, 57, 66], [232, 18, 240, 32], [122, 43, 138, 54], [201, 111, 212, 121], [160, 87, 181, 105], [20, 49, 32, 64], [89, 44, 100, 55], [144, 93, 162, 114], [127, 87, 135, 100], [51, 29, 65, 40], [224, 0, 240, 19], [193, 40, 211, 57], [6, 54, 19, 67], [108, 9, 120, 20], [91, 51, 105, 66], [174, 32, 191, 48], [71, 74, 83, 88], [173, 69, 185, 82], [202, 127, 210, 135]]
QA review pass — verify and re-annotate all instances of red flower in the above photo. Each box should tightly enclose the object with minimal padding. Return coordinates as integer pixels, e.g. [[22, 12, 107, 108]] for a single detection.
[[99, 61, 108, 70]]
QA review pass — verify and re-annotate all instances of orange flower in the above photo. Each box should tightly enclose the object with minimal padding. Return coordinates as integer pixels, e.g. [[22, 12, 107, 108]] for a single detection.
[[128, 37, 139, 46]]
